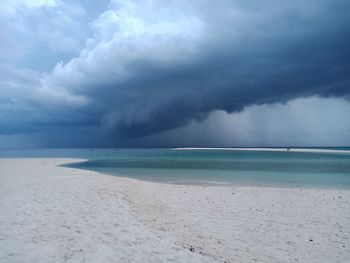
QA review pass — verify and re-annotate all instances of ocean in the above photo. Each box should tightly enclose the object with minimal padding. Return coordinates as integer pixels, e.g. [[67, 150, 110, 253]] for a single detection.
[[1, 148, 350, 189]]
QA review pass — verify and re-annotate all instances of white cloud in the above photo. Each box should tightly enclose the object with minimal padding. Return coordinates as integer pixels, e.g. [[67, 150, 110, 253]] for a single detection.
[[43, 0, 204, 100], [2, 0, 56, 9], [0, 0, 89, 69]]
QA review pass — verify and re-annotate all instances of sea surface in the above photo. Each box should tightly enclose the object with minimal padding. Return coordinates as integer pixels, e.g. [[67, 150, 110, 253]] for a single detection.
[[1, 148, 350, 189]]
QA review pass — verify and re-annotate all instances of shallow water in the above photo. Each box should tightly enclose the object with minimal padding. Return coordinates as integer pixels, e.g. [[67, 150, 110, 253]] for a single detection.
[[2, 148, 348, 189], [71, 148, 350, 189]]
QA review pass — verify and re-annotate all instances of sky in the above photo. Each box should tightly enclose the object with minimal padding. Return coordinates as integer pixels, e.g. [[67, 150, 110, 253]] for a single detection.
[[0, 0, 350, 148]]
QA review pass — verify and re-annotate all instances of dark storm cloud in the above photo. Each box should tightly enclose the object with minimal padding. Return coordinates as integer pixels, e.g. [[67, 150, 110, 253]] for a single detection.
[[1, 0, 350, 146], [62, 0, 350, 138]]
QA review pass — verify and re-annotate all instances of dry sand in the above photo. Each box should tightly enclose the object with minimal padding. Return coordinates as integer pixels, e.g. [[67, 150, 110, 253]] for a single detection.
[[0, 158, 349, 263]]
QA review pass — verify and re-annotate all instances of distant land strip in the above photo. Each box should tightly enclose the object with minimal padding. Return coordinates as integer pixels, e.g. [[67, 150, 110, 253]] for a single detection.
[[173, 147, 350, 154]]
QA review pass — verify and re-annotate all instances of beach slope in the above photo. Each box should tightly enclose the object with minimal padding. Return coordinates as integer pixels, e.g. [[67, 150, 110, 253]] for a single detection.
[[0, 158, 349, 263], [0, 159, 208, 263]]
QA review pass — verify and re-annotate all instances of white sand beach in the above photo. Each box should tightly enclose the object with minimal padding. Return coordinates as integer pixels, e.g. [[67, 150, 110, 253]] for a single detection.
[[0, 158, 349, 263]]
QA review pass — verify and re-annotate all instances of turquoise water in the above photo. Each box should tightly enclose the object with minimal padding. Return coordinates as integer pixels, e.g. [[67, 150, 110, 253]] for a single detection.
[[2, 148, 349, 189]]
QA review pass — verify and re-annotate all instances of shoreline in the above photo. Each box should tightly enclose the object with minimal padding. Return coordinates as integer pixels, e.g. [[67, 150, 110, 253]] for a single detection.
[[77, 170, 350, 191], [1, 158, 349, 262], [72, 167, 350, 191], [65, 160, 350, 191]]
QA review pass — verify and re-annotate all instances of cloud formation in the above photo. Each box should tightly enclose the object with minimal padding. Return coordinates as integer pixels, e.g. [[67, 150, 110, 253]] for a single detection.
[[129, 97, 350, 147], [1, 0, 350, 146]]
